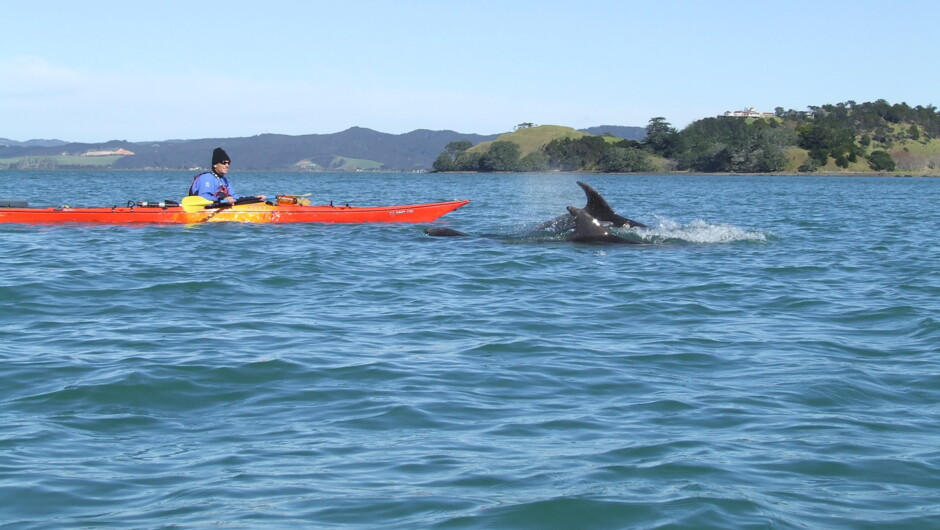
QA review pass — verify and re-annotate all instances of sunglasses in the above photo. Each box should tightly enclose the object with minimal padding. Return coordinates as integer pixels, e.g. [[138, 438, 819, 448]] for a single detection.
[[218, 161, 230, 165]]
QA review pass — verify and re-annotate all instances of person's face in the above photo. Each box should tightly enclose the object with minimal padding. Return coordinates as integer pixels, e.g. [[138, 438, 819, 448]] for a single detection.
[[214, 160, 230, 174]]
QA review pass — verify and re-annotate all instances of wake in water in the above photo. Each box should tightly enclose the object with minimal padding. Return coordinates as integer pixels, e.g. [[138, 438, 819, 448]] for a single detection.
[[505, 219, 768, 245], [631, 216, 769, 244]]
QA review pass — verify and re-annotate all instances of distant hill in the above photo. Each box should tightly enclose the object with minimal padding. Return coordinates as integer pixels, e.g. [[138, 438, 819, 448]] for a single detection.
[[0, 128, 507, 171], [0, 138, 68, 148], [117, 127, 514, 171]]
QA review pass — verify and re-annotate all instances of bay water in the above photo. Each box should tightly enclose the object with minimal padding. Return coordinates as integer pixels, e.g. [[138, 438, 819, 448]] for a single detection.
[[1, 171, 938, 528]]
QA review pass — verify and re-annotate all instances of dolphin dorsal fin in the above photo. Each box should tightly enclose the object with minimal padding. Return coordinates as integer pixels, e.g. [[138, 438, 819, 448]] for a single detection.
[[577, 181, 648, 228], [577, 181, 618, 220]]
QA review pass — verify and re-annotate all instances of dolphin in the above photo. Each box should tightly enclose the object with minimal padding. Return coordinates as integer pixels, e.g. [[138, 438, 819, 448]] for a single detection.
[[533, 181, 647, 231], [423, 226, 469, 237], [565, 206, 639, 244], [423, 180, 647, 240]]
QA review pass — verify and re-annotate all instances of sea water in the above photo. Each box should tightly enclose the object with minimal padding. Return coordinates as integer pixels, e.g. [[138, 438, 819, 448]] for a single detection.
[[0, 171, 938, 528]]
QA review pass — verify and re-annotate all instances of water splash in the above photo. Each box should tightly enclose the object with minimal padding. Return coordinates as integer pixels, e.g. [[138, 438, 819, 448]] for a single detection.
[[633, 216, 769, 244]]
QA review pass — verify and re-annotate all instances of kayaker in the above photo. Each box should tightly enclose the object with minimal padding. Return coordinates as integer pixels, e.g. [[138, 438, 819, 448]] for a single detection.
[[188, 147, 266, 204]]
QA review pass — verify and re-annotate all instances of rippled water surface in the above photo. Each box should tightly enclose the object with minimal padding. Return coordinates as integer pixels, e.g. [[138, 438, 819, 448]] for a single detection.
[[1, 171, 938, 528]]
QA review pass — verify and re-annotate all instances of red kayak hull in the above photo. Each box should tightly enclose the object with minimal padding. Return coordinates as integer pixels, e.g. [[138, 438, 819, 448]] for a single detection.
[[0, 200, 469, 224]]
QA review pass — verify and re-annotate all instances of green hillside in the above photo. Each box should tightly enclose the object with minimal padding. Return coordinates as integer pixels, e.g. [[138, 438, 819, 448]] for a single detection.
[[293, 155, 384, 171], [469, 125, 590, 157], [779, 135, 940, 173], [435, 124, 655, 173]]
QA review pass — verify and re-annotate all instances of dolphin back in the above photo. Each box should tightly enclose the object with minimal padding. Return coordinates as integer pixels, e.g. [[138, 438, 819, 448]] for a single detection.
[[424, 227, 469, 237], [565, 206, 638, 244]]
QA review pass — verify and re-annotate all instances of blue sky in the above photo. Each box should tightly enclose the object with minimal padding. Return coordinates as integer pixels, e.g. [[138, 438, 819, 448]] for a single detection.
[[2, 0, 937, 142]]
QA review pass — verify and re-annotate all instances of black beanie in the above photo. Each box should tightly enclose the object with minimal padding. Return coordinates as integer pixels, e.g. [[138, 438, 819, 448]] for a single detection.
[[212, 147, 230, 166]]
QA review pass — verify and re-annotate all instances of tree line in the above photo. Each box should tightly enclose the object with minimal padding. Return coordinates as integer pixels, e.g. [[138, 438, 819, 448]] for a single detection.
[[431, 136, 654, 173], [433, 100, 940, 173]]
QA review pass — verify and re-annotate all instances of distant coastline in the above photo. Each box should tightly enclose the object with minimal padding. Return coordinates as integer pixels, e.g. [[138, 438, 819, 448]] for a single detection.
[[4, 100, 939, 175]]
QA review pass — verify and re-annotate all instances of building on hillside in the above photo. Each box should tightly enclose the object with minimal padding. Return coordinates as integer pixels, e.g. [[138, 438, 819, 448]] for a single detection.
[[82, 148, 135, 157], [722, 107, 776, 119]]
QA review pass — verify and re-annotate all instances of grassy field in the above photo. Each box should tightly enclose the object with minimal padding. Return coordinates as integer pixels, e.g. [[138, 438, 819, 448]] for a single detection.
[[0, 155, 120, 170], [292, 156, 384, 172], [469, 125, 590, 157], [329, 156, 384, 171]]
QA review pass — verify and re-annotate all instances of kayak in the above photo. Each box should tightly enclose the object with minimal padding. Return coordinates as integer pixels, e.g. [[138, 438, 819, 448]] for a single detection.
[[0, 196, 469, 224]]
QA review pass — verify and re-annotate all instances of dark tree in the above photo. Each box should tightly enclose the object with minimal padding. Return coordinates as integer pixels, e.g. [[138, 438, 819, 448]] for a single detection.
[[432, 140, 474, 172], [478, 141, 521, 172], [868, 150, 896, 171]]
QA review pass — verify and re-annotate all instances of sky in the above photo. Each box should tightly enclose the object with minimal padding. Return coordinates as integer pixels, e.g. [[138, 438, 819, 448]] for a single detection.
[[2, 0, 938, 143]]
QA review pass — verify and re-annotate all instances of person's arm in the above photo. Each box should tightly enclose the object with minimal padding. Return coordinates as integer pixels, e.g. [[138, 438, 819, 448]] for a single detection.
[[222, 178, 267, 202], [222, 177, 241, 202]]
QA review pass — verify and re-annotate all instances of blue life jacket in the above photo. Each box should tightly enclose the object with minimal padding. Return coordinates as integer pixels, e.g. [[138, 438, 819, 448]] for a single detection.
[[188, 171, 240, 201]]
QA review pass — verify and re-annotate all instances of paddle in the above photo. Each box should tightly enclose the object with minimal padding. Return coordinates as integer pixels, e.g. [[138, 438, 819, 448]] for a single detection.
[[180, 195, 266, 213], [181, 195, 214, 213]]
